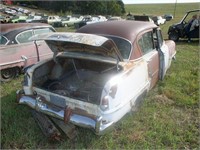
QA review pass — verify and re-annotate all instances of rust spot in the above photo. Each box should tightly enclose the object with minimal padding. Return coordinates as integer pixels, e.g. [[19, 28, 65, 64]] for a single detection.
[[123, 62, 134, 70], [123, 60, 146, 76], [64, 106, 72, 124], [31, 110, 62, 141], [49, 132, 62, 141], [73, 107, 97, 120], [16, 90, 24, 103]]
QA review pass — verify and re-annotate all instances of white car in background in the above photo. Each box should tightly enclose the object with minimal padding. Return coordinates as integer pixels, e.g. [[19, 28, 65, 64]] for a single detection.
[[157, 16, 166, 25], [26, 15, 42, 23], [152, 16, 166, 25], [86, 15, 107, 25], [61, 16, 82, 27]]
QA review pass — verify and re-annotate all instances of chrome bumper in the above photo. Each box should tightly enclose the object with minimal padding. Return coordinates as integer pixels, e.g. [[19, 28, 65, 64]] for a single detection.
[[16, 90, 114, 135]]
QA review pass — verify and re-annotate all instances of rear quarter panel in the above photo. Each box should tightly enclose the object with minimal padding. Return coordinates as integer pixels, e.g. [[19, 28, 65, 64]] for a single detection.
[[101, 59, 150, 122], [0, 41, 52, 70]]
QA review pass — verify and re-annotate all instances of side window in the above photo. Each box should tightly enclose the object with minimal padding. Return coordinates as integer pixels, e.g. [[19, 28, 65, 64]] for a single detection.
[[0, 35, 8, 45], [138, 31, 154, 55], [34, 28, 54, 35], [16, 30, 34, 43]]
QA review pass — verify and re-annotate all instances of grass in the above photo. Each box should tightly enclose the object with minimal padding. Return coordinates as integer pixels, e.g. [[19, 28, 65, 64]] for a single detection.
[[1, 3, 199, 149]]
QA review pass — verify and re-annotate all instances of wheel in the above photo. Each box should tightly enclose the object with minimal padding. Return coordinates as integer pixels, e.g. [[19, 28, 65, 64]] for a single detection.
[[169, 31, 179, 41], [0, 68, 19, 82]]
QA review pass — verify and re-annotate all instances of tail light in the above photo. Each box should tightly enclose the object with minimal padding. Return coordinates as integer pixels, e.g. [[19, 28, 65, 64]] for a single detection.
[[100, 96, 109, 110]]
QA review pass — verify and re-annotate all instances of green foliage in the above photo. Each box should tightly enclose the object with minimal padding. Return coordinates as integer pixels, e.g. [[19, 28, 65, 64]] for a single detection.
[[16, 0, 125, 16]]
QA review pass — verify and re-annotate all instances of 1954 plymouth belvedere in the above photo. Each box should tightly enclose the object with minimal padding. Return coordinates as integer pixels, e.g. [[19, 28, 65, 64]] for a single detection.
[[17, 21, 176, 135]]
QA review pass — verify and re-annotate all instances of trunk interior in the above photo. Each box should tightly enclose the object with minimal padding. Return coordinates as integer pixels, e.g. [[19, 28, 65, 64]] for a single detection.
[[32, 56, 122, 104]]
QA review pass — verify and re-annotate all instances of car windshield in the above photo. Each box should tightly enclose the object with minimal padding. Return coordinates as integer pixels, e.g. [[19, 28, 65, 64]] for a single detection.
[[105, 35, 132, 59], [0, 35, 8, 45], [183, 11, 200, 23]]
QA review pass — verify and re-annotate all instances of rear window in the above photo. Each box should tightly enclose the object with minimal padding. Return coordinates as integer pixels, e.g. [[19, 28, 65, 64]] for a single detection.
[[105, 36, 131, 59], [16, 30, 34, 43], [138, 31, 154, 55], [15, 28, 55, 44], [34, 28, 54, 35]]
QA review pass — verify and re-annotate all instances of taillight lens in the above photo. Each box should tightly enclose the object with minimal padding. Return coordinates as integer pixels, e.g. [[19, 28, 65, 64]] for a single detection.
[[100, 96, 109, 110]]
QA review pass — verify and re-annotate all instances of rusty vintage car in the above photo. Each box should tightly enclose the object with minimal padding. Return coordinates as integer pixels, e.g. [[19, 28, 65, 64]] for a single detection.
[[0, 23, 55, 82], [17, 21, 176, 135]]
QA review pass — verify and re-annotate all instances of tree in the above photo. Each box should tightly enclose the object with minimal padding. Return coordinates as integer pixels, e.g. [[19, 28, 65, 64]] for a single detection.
[[15, 0, 126, 16]]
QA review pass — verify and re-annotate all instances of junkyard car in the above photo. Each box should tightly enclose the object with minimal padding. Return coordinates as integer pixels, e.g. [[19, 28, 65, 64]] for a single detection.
[[164, 14, 173, 21], [0, 23, 55, 82], [11, 15, 28, 23], [61, 16, 83, 27], [17, 21, 176, 135], [152, 16, 166, 26], [74, 16, 107, 29]]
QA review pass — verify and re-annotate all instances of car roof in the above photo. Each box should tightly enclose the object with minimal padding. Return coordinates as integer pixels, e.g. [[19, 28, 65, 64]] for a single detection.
[[186, 9, 200, 13], [76, 20, 157, 42], [1, 23, 53, 34]]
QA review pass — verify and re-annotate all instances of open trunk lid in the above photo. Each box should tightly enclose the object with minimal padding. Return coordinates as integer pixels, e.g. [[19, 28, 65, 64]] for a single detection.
[[31, 32, 124, 61]]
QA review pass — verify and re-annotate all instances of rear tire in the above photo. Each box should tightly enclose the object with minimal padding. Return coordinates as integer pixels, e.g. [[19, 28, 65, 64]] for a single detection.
[[169, 32, 179, 42], [0, 67, 20, 82]]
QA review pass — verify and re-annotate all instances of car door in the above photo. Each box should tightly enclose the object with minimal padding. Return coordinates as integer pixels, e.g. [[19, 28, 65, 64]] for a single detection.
[[15, 29, 39, 67], [155, 29, 170, 80], [138, 30, 159, 89]]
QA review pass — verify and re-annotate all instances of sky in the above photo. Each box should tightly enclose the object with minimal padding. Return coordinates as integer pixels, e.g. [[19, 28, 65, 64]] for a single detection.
[[122, 0, 200, 4]]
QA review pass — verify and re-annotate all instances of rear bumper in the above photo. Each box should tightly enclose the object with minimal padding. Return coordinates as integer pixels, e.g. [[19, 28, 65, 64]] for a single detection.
[[16, 90, 114, 135]]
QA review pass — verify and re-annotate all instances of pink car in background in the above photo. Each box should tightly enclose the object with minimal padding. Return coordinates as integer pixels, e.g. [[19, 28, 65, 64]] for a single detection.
[[0, 23, 55, 82]]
